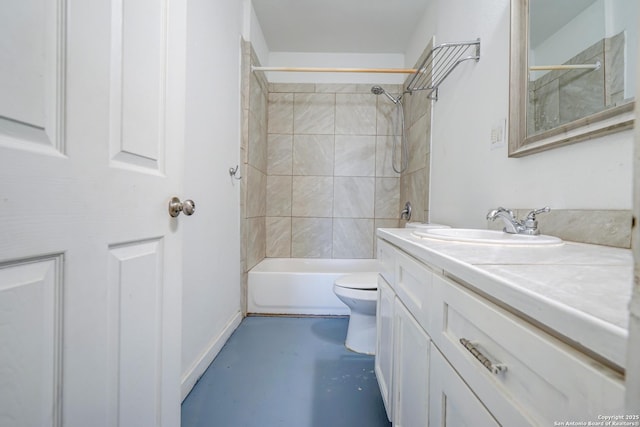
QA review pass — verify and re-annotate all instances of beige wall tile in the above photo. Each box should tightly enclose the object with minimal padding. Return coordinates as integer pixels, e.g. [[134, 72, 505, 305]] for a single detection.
[[269, 83, 315, 93], [294, 93, 335, 134], [375, 178, 401, 219], [335, 93, 377, 135], [247, 217, 266, 270], [291, 218, 333, 258], [246, 165, 267, 218], [410, 168, 428, 223], [407, 113, 429, 173], [334, 135, 376, 177], [374, 219, 401, 231], [268, 93, 294, 134], [292, 134, 335, 176], [248, 110, 267, 171], [405, 88, 431, 128], [266, 217, 291, 257], [249, 72, 267, 127], [267, 134, 293, 175], [292, 176, 334, 217], [333, 218, 374, 258], [316, 84, 359, 93], [530, 209, 631, 248], [486, 209, 632, 248], [376, 135, 402, 177], [334, 177, 375, 218], [242, 69, 420, 260], [376, 98, 403, 136], [266, 175, 292, 217]]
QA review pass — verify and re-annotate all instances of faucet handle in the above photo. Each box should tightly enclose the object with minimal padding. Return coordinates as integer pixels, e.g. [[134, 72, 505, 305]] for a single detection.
[[525, 206, 551, 220], [522, 207, 550, 235]]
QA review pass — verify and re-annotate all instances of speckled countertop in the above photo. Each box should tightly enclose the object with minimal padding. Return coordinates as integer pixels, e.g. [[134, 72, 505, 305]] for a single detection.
[[377, 228, 632, 370]]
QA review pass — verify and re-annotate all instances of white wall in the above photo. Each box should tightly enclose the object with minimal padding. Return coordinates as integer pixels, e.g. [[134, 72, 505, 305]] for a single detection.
[[244, 0, 405, 85], [181, 0, 243, 398], [404, 0, 438, 69], [242, 0, 269, 66], [408, 0, 633, 228]]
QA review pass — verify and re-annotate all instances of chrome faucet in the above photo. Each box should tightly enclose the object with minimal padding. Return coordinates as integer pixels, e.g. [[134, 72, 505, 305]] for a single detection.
[[400, 201, 412, 220], [486, 207, 550, 235]]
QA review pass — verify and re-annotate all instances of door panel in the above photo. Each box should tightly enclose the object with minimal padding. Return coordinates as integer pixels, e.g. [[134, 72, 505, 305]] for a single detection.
[[108, 240, 164, 426], [0, 256, 63, 427], [109, 0, 167, 171], [0, 0, 64, 152], [0, 0, 186, 425]]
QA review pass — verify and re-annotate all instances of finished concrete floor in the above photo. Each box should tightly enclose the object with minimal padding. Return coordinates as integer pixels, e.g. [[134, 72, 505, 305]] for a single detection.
[[181, 316, 391, 427]]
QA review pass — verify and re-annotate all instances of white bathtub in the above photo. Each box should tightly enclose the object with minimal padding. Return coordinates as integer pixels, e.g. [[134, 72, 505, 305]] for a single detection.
[[248, 258, 380, 315]]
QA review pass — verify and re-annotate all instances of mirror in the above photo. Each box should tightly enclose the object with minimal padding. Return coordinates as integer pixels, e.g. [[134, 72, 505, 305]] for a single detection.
[[509, 0, 636, 157]]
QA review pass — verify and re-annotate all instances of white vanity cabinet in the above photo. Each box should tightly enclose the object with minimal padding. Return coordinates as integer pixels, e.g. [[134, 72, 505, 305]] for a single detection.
[[375, 269, 431, 426], [392, 298, 430, 427], [376, 239, 432, 425], [375, 275, 395, 420], [375, 235, 626, 426]]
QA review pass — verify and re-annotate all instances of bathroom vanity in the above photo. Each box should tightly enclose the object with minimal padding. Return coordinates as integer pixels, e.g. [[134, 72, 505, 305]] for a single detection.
[[375, 228, 630, 426]]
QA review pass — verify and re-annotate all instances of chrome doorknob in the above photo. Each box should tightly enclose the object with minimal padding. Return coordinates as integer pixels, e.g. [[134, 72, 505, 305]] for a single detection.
[[168, 196, 196, 217]]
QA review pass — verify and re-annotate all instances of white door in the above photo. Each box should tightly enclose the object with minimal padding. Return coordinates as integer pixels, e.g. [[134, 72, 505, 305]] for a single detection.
[[0, 1, 187, 426]]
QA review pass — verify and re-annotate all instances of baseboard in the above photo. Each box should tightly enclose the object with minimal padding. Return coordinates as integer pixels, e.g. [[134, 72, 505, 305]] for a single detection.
[[181, 311, 243, 401]]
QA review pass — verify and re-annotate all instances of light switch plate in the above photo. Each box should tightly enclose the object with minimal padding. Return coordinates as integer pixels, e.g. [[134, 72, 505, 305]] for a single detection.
[[490, 119, 506, 150]]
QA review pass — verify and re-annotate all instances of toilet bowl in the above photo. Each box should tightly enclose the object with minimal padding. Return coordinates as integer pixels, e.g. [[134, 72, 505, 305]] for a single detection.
[[333, 272, 379, 355]]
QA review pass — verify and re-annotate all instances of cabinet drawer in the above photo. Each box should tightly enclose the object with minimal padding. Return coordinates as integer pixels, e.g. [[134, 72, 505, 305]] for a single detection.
[[432, 274, 625, 426], [376, 238, 396, 287], [394, 250, 433, 333]]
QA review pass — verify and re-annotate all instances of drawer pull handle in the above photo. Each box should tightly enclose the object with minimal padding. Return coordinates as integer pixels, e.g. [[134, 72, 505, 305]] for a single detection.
[[460, 338, 507, 375]]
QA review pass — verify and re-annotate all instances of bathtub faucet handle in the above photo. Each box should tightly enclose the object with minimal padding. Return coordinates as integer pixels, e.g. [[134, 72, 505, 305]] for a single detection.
[[400, 201, 412, 220]]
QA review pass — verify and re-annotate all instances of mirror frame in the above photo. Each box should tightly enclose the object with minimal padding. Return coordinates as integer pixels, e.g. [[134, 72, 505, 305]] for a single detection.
[[508, 0, 635, 157]]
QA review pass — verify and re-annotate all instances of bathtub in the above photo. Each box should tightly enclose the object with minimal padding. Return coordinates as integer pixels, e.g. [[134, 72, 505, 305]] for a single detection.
[[248, 258, 380, 315]]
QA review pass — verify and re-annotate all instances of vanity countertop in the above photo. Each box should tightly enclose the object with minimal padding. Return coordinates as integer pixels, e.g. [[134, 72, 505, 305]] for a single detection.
[[377, 228, 633, 370]]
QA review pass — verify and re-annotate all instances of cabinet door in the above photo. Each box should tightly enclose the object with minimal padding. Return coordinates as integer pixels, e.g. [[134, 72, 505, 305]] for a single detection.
[[393, 299, 430, 427], [430, 347, 499, 427], [375, 276, 395, 421]]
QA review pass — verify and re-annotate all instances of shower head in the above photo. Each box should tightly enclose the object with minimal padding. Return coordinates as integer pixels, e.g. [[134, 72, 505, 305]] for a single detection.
[[371, 85, 385, 95], [370, 85, 401, 104]]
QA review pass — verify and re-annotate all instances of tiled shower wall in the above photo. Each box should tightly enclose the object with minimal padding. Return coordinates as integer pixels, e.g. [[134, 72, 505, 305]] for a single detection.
[[240, 39, 436, 312], [241, 41, 268, 312], [400, 40, 434, 224], [265, 83, 403, 259]]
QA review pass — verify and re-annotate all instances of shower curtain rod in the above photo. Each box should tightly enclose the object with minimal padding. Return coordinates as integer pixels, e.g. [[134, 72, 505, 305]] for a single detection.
[[529, 61, 601, 71], [251, 66, 417, 74]]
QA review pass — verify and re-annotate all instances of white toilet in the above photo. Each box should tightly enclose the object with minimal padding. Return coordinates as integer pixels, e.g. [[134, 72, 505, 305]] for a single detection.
[[333, 272, 379, 355], [333, 224, 450, 355]]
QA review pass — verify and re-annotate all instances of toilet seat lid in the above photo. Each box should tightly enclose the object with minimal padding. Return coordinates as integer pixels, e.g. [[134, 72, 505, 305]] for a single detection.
[[334, 272, 378, 290]]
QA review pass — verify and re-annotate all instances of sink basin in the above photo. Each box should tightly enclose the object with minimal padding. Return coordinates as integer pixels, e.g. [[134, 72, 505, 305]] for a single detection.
[[412, 228, 563, 246]]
